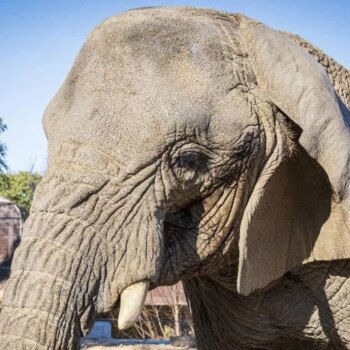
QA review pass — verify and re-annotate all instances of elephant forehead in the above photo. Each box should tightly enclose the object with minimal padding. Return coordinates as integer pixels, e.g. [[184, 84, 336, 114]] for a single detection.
[[44, 8, 254, 167]]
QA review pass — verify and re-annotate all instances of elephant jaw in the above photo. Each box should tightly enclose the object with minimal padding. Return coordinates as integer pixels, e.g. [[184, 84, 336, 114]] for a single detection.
[[118, 281, 149, 330]]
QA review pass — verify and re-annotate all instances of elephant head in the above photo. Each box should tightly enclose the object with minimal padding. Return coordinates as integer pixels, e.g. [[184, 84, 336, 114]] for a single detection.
[[0, 7, 349, 349]]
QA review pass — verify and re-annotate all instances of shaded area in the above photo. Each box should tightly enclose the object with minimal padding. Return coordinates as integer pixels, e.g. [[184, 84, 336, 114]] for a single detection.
[[185, 260, 350, 349]]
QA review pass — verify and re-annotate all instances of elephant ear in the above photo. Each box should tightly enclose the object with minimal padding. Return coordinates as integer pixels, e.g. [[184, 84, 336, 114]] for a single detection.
[[236, 16, 350, 295]]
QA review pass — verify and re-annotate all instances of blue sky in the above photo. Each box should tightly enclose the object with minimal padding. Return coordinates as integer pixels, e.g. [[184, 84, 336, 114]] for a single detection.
[[1, 0, 349, 172]]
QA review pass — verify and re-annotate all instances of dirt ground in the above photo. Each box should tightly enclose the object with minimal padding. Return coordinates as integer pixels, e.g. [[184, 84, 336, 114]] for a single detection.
[[81, 339, 196, 350], [83, 346, 193, 350]]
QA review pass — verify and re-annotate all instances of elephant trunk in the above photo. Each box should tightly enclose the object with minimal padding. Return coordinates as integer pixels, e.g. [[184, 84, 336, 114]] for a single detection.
[[0, 165, 108, 349], [0, 158, 163, 349], [0, 209, 101, 349]]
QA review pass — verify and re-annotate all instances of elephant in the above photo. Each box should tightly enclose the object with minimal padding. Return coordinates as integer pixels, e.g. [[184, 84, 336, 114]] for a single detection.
[[0, 6, 349, 350]]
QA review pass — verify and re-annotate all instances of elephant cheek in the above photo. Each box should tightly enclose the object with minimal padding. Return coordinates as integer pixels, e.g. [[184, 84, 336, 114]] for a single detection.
[[99, 210, 165, 313]]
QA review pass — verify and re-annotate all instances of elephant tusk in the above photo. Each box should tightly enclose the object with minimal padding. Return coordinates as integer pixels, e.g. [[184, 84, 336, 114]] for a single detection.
[[118, 281, 149, 330]]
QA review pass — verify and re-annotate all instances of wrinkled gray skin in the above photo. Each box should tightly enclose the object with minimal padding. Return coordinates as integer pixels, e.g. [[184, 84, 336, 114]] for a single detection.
[[1, 7, 350, 350]]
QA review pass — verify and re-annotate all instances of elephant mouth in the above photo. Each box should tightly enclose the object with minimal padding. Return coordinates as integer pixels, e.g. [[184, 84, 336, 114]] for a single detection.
[[116, 280, 150, 330]]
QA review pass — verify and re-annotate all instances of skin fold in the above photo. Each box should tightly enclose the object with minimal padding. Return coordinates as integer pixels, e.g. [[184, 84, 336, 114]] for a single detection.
[[0, 7, 349, 350]]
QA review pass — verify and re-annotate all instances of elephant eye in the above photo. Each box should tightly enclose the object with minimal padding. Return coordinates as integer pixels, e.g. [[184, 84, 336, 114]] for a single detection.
[[176, 151, 205, 170]]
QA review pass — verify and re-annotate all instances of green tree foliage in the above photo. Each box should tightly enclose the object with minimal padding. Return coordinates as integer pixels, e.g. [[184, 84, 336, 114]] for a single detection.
[[0, 118, 7, 172], [0, 172, 42, 219]]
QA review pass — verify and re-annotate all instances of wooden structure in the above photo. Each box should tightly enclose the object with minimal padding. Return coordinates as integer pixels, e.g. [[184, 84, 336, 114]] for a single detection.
[[145, 283, 187, 306], [0, 197, 22, 297]]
